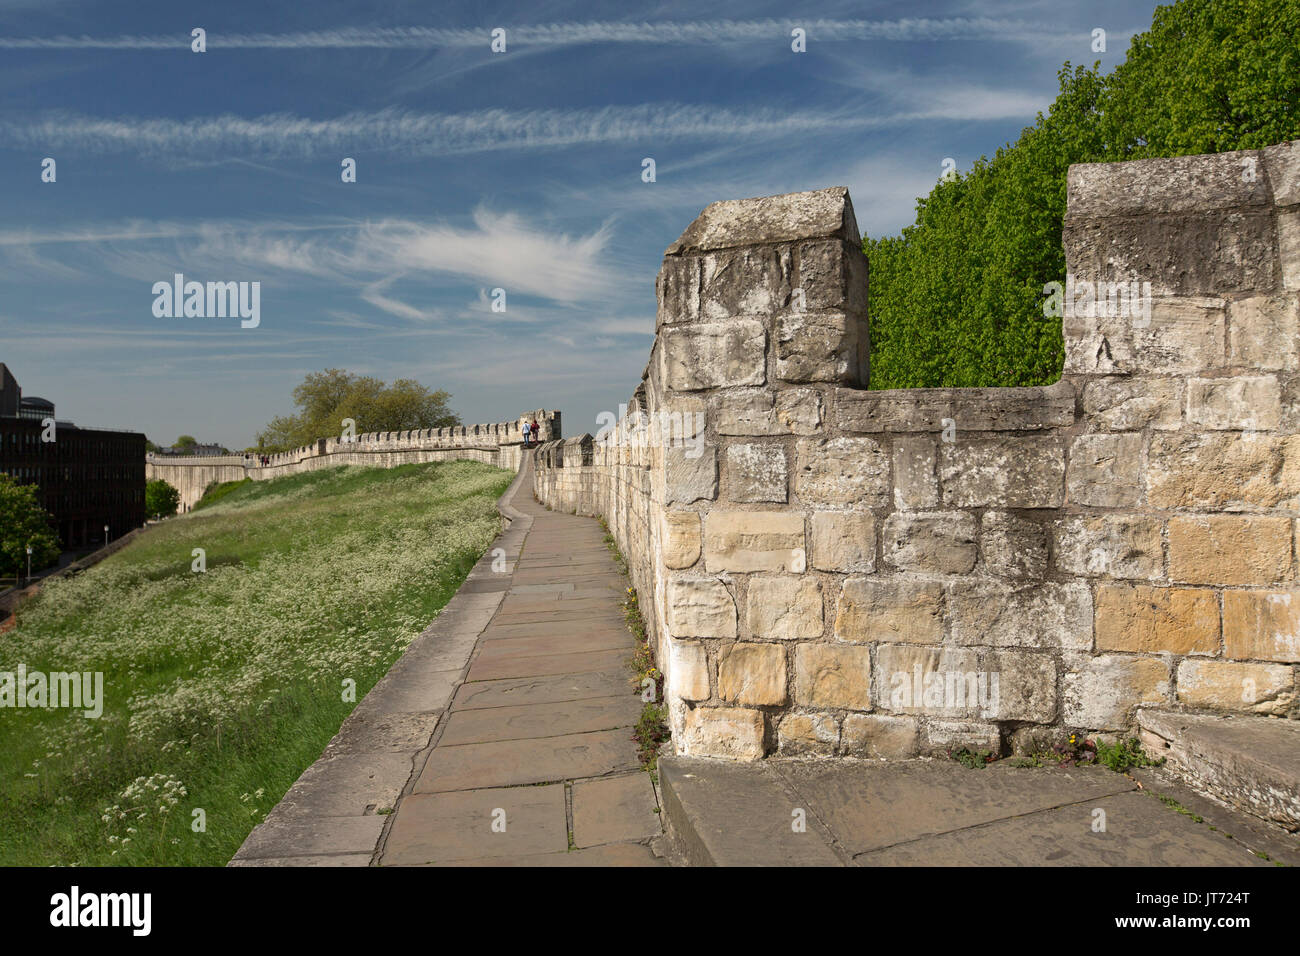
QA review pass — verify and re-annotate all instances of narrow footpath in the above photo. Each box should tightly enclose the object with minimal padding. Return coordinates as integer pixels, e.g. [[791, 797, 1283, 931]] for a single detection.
[[378, 472, 663, 865]]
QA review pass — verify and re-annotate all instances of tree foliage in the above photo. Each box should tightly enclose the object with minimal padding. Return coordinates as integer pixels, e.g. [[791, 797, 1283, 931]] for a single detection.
[[0, 475, 60, 576], [145, 479, 181, 518], [256, 369, 461, 453], [864, 0, 1300, 389]]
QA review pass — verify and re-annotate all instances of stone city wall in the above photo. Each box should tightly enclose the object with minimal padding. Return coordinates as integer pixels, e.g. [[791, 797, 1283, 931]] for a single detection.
[[533, 139, 1300, 760], [148, 410, 559, 510]]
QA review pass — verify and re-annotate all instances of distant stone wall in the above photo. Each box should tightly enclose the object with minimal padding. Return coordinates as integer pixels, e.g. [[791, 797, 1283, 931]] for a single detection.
[[148, 410, 559, 510], [533, 140, 1300, 760]]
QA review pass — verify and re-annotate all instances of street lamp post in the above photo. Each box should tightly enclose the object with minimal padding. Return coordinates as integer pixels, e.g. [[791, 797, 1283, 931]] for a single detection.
[[25, 545, 32, 585], [104, 524, 110, 546]]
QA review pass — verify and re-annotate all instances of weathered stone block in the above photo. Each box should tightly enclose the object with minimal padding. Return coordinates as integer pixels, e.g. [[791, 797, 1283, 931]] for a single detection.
[[795, 436, 889, 506], [1054, 514, 1164, 580], [724, 442, 787, 503], [1064, 212, 1278, 297], [661, 321, 765, 390], [1222, 590, 1300, 663], [679, 706, 766, 759], [1262, 140, 1300, 207], [1063, 655, 1170, 729], [664, 446, 717, 504], [874, 644, 1056, 722], [697, 246, 793, 321], [1227, 295, 1300, 370], [775, 311, 864, 384], [892, 436, 939, 509], [980, 512, 1048, 579], [718, 643, 788, 706], [1064, 296, 1226, 375], [939, 438, 1064, 508], [794, 644, 873, 711], [669, 641, 711, 701], [1081, 377, 1182, 431], [703, 511, 805, 573], [1066, 148, 1271, 218], [1168, 515, 1291, 585], [714, 387, 821, 435], [1067, 433, 1143, 507], [947, 581, 1092, 651], [665, 186, 860, 256], [1094, 584, 1219, 654], [882, 511, 977, 573], [777, 712, 840, 755], [1186, 375, 1282, 430], [1176, 659, 1294, 715], [836, 381, 1074, 433], [747, 576, 823, 639], [667, 578, 737, 638], [661, 510, 701, 569], [806, 510, 874, 573], [923, 721, 1002, 754], [840, 713, 920, 758], [1281, 207, 1300, 292], [835, 576, 943, 645], [798, 239, 868, 313], [1147, 431, 1300, 510]]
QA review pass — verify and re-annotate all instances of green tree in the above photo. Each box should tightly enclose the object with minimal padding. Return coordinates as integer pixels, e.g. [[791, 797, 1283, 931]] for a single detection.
[[145, 479, 181, 518], [0, 475, 60, 577], [256, 369, 460, 453], [173, 435, 198, 453], [865, 0, 1300, 389]]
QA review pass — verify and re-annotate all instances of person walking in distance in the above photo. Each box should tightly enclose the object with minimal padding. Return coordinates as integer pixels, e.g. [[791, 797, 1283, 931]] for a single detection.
[[531, 419, 541, 444], [522, 420, 532, 447]]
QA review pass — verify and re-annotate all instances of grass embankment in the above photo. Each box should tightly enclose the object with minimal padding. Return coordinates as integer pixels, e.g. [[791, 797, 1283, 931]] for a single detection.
[[0, 460, 512, 866]]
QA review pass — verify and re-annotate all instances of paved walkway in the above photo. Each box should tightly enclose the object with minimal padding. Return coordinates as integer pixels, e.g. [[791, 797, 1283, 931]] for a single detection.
[[375, 468, 664, 866], [230, 457, 663, 866]]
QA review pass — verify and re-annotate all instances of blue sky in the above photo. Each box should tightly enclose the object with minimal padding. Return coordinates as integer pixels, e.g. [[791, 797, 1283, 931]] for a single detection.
[[0, 0, 1161, 449]]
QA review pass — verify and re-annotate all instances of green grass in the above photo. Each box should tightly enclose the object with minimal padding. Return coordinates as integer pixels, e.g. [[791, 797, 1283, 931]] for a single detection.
[[0, 460, 512, 866]]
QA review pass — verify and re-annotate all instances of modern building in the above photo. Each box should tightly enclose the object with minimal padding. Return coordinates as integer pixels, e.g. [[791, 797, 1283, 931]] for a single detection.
[[0, 364, 146, 549]]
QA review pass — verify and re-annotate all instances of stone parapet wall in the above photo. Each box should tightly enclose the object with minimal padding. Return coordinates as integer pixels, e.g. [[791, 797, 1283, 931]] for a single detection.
[[148, 409, 559, 510], [532, 141, 1300, 760]]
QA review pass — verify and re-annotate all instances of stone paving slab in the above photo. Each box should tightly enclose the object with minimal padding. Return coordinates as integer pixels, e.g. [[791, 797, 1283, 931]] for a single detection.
[[856, 791, 1270, 867], [573, 772, 663, 848], [660, 755, 1285, 867], [472, 630, 631, 660], [381, 785, 569, 865], [450, 668, 632, 710], [465, 647, 630, 681], [422, 843, 665, 867], [438, 695, 642, 746], [413, 728, 641, 792]]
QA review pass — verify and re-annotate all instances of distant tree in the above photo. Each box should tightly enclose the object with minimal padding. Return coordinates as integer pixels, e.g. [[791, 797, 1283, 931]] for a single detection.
[[0, 475, 61, 577], [174, 435, 198, 453], [145, 479, 181, 518], [256, 369, 461, 453], [145, 439, 160, 454]]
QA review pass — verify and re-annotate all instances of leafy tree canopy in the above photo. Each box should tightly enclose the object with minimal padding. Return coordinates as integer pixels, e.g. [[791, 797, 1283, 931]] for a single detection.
[[256, 369, 461, 453], [145, 479, 181, 518], [0, 475, 60, 576]]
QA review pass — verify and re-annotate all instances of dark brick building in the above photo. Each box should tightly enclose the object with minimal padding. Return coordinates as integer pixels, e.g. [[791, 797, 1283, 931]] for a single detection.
[[0, 364, 146, 549]]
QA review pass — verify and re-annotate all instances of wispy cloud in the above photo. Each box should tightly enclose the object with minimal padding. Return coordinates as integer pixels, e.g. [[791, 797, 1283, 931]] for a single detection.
[[0, 18, 1062, 49], [0, 210, 618, 307], [0, 98, 1041, 160]]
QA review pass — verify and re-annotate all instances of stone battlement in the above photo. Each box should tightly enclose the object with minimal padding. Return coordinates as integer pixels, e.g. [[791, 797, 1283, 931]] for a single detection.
[[533, 140, 1300, 760], [147, 410, 560, 510]]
